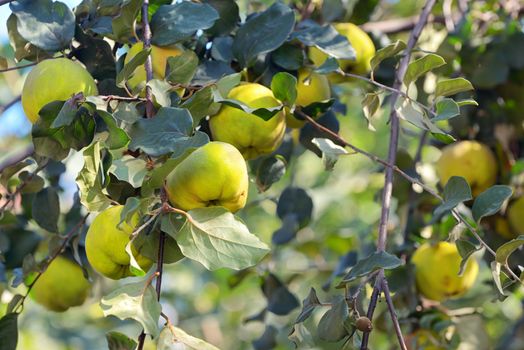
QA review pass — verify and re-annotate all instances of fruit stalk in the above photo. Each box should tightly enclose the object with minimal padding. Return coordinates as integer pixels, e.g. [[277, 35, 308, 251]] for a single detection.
[[360, 0, 437, 349]]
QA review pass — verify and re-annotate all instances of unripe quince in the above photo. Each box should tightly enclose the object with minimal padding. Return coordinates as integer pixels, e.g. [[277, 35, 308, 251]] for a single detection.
[[209, 83, 286, 160], [406, 329, 446, 350], [436, 141, 497, 197], [21, 58, 98, 123], [309, 23, 375, 83], [125, 42, 183, 91], [30, 255, 91, 312], [412, 242, 479, 301], [508, 196, 524, 235], [287, 68, 331, 128], [85, 206, 154, 279], [165, 141, 249, 213]]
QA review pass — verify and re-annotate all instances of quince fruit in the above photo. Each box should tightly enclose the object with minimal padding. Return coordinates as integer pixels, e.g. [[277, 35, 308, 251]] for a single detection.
[[21, 58, 98, 123], [309, 23, 375, 83], [85, 206, 154, 279], [508, 196, 524, 235], [30, 254, 91, 312], [412, 241, 479, 301], [209, 83, 286, 159], [436, 141, 497, 197], [165, 141, 249, 213], [287, 68, 331, 128]]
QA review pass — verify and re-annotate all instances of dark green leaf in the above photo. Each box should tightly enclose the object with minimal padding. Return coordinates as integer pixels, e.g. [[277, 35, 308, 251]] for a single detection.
[[318, 296, 349, 342], [128, 107, 209, 157], [294, 288, 321, 324], [111, 0, 141, 42], [212, 88, 283, 121], [204, 0, 239, 36], [106, 331, 137, 350], [270, 72, 297, 106], [232, 2, 295, 67], [211, 36, 234, 63], [341, 251, 402, 283], [166, 50, 199, 85], [180, 87, 214, 125], [97, 110, 130, 149], [271, 44, 304, 70], [262, 274, 300, 315], [291, 22, 354, 60], [434, 176, 472, 217], [472, 185, 513, 222], [256, 155, 286, 192], [10, 0, 75, 51], [0, 313, 18, 350], [151, 2, 219, 45], [314, 57, 339, 74], [116, 48, 151, 88], [32, 187, 60, 233], [277, 187, 313, 228]]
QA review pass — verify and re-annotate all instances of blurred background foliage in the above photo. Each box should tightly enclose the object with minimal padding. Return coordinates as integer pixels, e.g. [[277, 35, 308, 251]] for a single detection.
[[1, 0, 524, 349]]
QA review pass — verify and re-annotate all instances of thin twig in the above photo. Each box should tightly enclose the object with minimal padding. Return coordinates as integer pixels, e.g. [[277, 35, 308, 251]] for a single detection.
[[141, 0, 154, 118], [382, 277, 407, 350], [0, 96, 21, 115], [12, 213, 90, 313]]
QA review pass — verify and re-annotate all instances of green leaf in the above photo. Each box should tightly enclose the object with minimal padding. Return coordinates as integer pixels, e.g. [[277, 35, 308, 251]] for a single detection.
[[314, 57, 339, 74], [434, 176, 472, 217], [490, 261, 505, 296], [232, 2, 295, 67], [148, 79, 172, 107], [404, 53, 445, 88], [294, 288, 321, 324], [175, 207, 269, 270], [0, 313, 18, 350], [113, 102, 141, 123], [433, 98, 460, 122], [495, 235, 524, 265], [455, 240, 478, 276], [97, 110, 130, 149], [32, 187, 60, 233], [212, 88, 283, 121], [271, 72, 297, 106], [180, 87, 214, 126], [116, 48, 151, 88], [317, 296, 349, 342], [341, 251, 402, 283], [18, 171, 45, 194], [151, 2, 219, 45], [111, 0, 142, 42], [157, 325, 220, 350], [472, 185, 513, 222], [204, 0, 240, 37], [256, 155, 287, 193], [395, 98, 445, 134], [128, 107, 209, 157], [435, 78, 474, 97], [75, 142, 112, 212], [456, 99, 478, 107], [312, 137, 349, 171], [101, 282, 161, 338], [10, 0, 75, 51], [106, 331, 137, 350], [361, 92, 380, 131], [109, 156, 148, 188], [166, 50, 199, 85], [370, 40, 406, 72], [291, 22, 354, 60], [272, 43, 304, 70], [50, 96, 81, 128], [276, 187, 313, 228], [262, 273, 300, 315]]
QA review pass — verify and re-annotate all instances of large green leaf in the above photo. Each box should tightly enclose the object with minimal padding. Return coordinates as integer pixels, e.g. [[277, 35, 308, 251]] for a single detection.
[[10, 0, 75, 51], [403, 54, 445, 88], [495, 235, 524, 265], [109, 155, 148, 188], [270, 72, 297, 106], [232, 2, 295, 67], [434, 78, 474, 97], [175, 207, 269, 270], [370, 40, 406, 72], [472, 185, 513, 222], [32, 187, 60, 233], [151, 2, 219, 45], [341, 250, 402, 283], [291, 22, 354, 60], [317, 296, 349, 342], [128, 107, 209, 157], [434, 176, 472, 217], [101, 282, 161, 338]]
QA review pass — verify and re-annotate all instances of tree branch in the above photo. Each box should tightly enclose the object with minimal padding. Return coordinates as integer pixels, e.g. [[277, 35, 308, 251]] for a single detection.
[[382, 277, 407, 350], [0, 95, 21, 115], [141, 0, 154, 118]]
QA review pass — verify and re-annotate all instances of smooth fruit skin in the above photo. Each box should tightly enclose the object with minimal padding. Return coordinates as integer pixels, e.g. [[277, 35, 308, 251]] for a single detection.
[[85, 206, 154, 280], [125, 42, 183, 91], [21, 58, 98, 123], [30, 255, 91, 312], [508, 196, 524, 235], [209, 83, 286, 160], [165, 142, 249, 213], [287, 68, 332, 128], [309, 23, 375, 83], [436, 141, 497, 197], [412, 242, 479, 301]]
